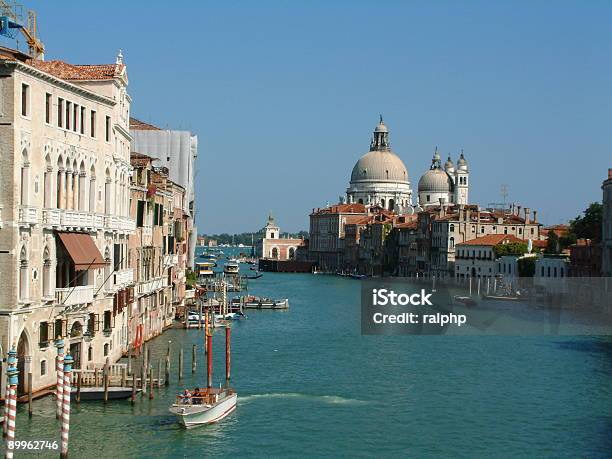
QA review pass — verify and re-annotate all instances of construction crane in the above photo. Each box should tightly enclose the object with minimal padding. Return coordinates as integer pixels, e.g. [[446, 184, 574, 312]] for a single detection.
[[0, 1, 44, 59]]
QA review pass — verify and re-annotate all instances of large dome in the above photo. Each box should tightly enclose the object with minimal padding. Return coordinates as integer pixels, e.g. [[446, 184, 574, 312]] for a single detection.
[[350, 150, 409, 184], [418, 168, 453, 192]]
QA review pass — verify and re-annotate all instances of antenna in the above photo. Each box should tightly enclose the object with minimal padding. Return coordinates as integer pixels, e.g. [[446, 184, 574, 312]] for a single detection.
[[487, 184, 510, 210], [500, 184, 508, 206]]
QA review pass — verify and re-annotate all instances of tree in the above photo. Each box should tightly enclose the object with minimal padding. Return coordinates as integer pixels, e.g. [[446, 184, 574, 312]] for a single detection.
[[518, 257, 536, 277], [545, 231, 560, 254], [494, 241, 529, 257], [569, 202, 603, 242]]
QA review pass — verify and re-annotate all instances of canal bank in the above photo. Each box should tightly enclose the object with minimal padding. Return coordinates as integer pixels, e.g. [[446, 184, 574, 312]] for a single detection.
[[5, 272, 612, 458]]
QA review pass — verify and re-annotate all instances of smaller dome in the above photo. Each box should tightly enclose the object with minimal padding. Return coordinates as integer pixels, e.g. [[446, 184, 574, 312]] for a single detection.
[[374, 121, 388, 133], [444, 156, 454, 171], [418, 168, 453, 193], [457, 153, 468, 168]]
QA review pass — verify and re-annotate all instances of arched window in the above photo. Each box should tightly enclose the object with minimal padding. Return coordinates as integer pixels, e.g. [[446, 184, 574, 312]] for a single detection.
[[42, 246, 52, 298], [450, 224, 455, 232], [89, 165, 96, 213], [56, 156, 64, 209], [450, 237, 455, 249], [71, 160, 78, 210], [288, 247, 296, 260], [271, 247, 279, 259], [20, 149, 29, 205], [358, 199, 363, 204], [380, 199, 385, 209], [104, 247, 112, 284], [44, 155, 53, 208], [78, 161, 86, 211], [19, 245, 28, 301], [104, 168, 112, 214], [388, 199, 394, 211]]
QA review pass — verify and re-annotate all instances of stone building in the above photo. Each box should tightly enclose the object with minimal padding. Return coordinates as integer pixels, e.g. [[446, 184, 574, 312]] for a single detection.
[[603, 169, 612, 277], [130, 118, 197, 268], [256, 214, 305, 261], [454, 234, 524, 280], [0, 46, 134, 394], [417, 149, 469, 208], [128, 153, 188, 348]]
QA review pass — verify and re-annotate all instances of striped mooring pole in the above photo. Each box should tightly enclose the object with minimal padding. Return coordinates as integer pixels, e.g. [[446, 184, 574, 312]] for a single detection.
[[55, 337, 65, 420], [5, 346, 18, 459], [2, 369, 8, 438], [60, 353, 73, 459]]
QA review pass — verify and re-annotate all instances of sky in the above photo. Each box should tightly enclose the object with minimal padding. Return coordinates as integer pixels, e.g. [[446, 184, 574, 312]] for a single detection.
[[11, 1, 612, 234]]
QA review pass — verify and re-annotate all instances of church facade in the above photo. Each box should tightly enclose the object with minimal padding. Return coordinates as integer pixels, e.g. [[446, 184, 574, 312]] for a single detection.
[[344, 117, 469, 214]]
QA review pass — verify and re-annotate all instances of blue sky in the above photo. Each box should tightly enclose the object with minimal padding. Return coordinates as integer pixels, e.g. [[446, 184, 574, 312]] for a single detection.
[[13, 1, 612, 233]]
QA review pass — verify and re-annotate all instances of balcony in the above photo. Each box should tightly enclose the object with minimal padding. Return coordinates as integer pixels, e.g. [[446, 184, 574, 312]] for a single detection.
[[61, 209, 94, 229], [42, 208, 61, 226], [18, 205, 38, 225], [55, 285, 94, 307], [114, 268, 134, 288], [136, 277, 166, 296]]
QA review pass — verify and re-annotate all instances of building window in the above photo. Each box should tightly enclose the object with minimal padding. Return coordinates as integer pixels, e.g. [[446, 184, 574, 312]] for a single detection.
[[504, 227, 508, 234], [57, 98, 64, 127], [65, 101, 71, 130], [136, 201, 145, 227], [103, 310, 112, 331], [518, 228, 522, 235], [21, 83, 30, 116], [90, 110, 96, 137], [39, 321, 49, 346], [105, 116, 111, 142], [41, 360, 47, 376], [449, 224, 455, 232], [45, 93, 52, 123], [88, 346, 93, 361], [104, 343, 109, 357], [80, 106, 86, 134], [270, 232, 275, 239], [73, 104, 79, 132]]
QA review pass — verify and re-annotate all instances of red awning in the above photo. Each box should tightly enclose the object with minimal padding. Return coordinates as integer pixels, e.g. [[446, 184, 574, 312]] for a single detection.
[[57, 232, 107, 271]]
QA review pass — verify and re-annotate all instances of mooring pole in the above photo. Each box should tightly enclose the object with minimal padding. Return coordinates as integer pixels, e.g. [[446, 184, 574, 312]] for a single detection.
[[178, 348, 184, 381], [157, 358, 162, 388], [225, 326, 231, 384], [2, 358, 9, 438], [207, 327, 213, 389], [165, 341, 171, 387], [5, 346, 18, 459], [55, 337, 65, 420], [149, 366, 153, 400], [103, 358, 109, 404], [27, 357, 32, 418], [60, 353, 73, 459], [192, 344, 197, 373], [76, 372, 81, 404]]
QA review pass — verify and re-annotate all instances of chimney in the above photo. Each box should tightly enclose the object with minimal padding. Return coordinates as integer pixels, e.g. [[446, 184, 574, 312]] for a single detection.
[[439, 198, 445, 217], [459, 204, 465, 222], [533, 210, 537, 223], [609, 168, 612, 179], [524, 207, 531, 224], [465, 208, 471, 223], [517, 205, 521, 217]]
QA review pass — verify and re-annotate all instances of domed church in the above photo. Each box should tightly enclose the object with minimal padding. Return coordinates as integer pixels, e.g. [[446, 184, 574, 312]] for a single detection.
[[345, 117, 413, 212], [417, 148, 469, 207]]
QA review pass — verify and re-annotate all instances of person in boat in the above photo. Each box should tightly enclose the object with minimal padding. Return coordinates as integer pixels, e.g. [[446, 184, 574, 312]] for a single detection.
[[192, 387, 203, 405], [181, 389, 192, 404]]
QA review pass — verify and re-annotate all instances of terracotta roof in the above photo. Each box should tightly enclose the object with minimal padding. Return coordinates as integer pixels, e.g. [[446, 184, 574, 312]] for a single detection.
[[130, 117, 161, 130], [27, 59, 124, 81], [457, 234, 525, 247], [532, 240, 548, 248], [395, 221, 417, 229], [312, 203, 366, 215]]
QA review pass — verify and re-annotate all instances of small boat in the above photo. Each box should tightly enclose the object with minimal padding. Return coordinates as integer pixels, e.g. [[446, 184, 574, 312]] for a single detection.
[[215, 312, 244, 321], [246, 273, 263, 280], [350, 273, 367, 279], [224, 261, 240, 275], [482, 295, 522, 301], [170, 324, 237, 428], [454, 295, 477, 307], [242, 296, 289, 310], [70, 386, 139, 401]]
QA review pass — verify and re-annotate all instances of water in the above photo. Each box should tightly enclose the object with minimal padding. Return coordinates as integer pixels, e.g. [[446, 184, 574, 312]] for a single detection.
[[8, 263, 612, 458]]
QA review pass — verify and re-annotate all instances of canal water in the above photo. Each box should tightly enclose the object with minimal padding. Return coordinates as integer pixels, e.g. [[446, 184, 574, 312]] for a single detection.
[[8, 253, 612, 458]]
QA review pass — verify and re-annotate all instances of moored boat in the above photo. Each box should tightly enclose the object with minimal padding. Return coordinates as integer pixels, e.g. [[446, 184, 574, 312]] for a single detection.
[[224, 261, 240, 275], [241, 296, 289, 310]]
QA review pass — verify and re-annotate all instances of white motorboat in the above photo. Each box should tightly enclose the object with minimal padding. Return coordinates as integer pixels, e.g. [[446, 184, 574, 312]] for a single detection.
[[170, 324, 237, 428], [224, 261, 240, 275], [242, 296, 289, 310], [170, 388, 237, 428]]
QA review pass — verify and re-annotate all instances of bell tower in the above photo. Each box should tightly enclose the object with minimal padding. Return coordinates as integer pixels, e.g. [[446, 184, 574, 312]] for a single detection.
[[264, 212, 280, 239]]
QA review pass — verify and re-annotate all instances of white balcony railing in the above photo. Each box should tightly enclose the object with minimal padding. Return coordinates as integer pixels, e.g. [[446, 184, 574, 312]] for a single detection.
[[55, 285, 94, 307], [39, 209, 135, 233], [136, 277, 165, 296], [18, 205, 38, 225], [61, 209, 94, 228], [114, 268, 134, 288]]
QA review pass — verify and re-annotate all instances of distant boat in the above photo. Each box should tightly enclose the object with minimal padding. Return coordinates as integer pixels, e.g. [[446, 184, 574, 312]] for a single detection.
[[70, 386, 138, 401], [240, 296, 289, 310], [224, 261, 240, 275], [350, 273, 367, 279], [454, 295, 477, 307], [246, 273, 263, 280]]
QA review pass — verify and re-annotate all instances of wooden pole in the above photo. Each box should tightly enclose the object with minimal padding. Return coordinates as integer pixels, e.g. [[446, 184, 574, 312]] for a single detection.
[[165, 341, 171, 387], [225, 326, 231, 384], [103, 358, 109, 404], [192, 344, 196, 373], [121, 367, 126, 388], [148, 366, 153, 400], [127, 343, 132, 376], [131, 369, 136, 405], [55, 338, 65, 420], [178, 348, 184, 381], [158, 358, 162, 388], [142, 345, 147, 395], [27, 369, 32, 418], [76, 372, 81, 404], [60, 353, 73, 459], [5, 347, 18, 459], [198, 299, 203, 329], [207, 327, 213, 388]]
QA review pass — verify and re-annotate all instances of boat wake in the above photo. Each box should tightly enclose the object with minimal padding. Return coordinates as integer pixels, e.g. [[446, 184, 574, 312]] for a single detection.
[[239, 392, 368, 406]]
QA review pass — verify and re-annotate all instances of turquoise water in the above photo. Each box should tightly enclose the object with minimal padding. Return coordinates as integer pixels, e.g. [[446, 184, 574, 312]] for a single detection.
[[7, 260, 612, 458]]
